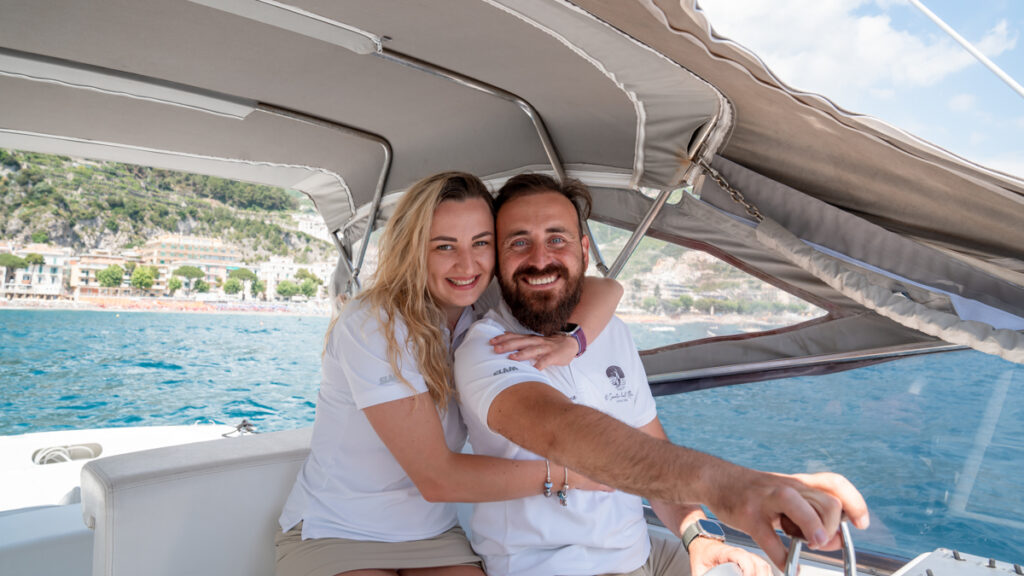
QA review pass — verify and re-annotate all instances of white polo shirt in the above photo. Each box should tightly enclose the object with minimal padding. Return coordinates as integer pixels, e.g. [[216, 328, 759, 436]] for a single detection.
[[454, 302, 658, 576], [279, 284, 500, 541]]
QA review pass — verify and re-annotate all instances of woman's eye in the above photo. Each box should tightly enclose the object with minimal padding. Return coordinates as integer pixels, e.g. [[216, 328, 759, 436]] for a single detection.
[[474, 240, 491, 247], [435, 244, 453, 251]]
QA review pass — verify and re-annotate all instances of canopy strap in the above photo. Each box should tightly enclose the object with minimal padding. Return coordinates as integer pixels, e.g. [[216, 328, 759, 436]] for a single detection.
[[757, 218, 1023, 365]]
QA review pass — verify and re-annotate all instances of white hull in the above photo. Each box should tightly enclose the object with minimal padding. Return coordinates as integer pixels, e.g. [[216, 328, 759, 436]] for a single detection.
[[3, 427, 1018, 576], [0, 425, 233, 512]]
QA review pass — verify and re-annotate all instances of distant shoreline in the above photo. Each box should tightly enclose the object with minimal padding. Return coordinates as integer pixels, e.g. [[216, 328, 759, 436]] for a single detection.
[[616, 310, 815, 328], [0, 296, 332, 318], [0, 297, 814, 326]]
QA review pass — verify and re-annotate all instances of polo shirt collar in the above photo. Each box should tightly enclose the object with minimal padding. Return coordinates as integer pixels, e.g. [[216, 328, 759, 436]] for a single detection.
[[494, 300, 539, 336]]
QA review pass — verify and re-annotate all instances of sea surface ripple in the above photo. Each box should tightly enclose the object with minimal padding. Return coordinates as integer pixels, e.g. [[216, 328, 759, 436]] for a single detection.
[[1, 309, 1021, 562]]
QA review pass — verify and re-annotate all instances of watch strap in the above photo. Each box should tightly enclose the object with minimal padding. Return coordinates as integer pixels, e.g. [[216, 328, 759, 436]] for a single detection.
[[571, 326, 586, 357], [682, 519, 726, 552], [561, 323, 586, 357]]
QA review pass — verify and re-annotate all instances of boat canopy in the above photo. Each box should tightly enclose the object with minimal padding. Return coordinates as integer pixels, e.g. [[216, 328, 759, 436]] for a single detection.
[[1, 0, 1022, 384]]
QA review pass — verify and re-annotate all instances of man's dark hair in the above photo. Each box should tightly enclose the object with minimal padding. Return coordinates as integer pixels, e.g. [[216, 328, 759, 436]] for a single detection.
[[495, 173, 592, 235]]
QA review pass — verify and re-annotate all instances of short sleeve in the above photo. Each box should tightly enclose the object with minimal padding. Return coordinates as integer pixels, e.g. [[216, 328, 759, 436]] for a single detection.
[[454, 318, 553, 434], [327, 303, 428, 409], [586, 318, 657, 429], [619, 321, 657, 428], [629, 373, 658, 429]]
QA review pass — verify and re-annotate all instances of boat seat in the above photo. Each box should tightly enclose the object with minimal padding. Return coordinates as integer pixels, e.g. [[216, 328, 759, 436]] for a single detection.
[[80, 427, 312, 576]]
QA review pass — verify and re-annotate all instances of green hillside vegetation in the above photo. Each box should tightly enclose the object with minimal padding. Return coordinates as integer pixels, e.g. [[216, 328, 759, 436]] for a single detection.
[[589, 219, 818, 318], [0, 148, 816, 317], [0, 148, 331, 262]]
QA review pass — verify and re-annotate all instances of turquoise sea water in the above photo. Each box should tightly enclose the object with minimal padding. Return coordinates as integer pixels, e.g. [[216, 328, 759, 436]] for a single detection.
[[0, 309, 326, 433], [1, 309, 1021, 563]]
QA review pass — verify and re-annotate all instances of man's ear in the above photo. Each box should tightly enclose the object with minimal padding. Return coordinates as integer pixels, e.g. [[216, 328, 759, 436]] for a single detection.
[[581, 234, 590, 269]]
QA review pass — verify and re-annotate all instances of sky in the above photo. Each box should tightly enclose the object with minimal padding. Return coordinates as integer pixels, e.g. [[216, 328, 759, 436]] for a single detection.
[[695, 0, 1024, 179]]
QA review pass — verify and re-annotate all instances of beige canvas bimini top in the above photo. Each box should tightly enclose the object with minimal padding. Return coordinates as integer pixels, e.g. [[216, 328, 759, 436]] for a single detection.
[[1, 0, 1021, 376]]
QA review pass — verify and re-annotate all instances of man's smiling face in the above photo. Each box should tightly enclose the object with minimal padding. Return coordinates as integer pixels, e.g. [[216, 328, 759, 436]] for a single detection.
[[496, 190, 589, 335]]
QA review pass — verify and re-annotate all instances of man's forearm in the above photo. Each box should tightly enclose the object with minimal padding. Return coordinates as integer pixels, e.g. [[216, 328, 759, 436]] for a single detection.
[[487, 381, 871, 569], [488, 382, 749, 508], [638, 418, 710, 538]]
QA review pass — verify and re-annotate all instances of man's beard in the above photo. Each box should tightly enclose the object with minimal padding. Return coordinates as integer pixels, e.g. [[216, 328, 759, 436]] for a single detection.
[[499, 263, 584, 336]]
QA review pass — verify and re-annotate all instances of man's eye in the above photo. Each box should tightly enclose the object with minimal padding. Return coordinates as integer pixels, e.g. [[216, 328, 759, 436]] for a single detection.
[[550, 237, 566, 245], [511, 239, 527, 248]]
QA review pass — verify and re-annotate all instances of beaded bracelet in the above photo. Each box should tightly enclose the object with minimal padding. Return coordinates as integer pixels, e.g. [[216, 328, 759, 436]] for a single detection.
[[543, 460, 553, 497], [557, 465, 569, 506], [544, 460, 570, 506]]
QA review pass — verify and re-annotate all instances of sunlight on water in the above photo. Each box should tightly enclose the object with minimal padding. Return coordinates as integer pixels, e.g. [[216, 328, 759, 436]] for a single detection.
[[656, 352, 1023, 562], [0, 309, 327, 433], [1, 309, 1021, 562]]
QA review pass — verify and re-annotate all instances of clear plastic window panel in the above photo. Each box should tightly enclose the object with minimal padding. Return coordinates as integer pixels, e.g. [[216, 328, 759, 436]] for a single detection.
[[655, 349, 1024, 562], [586, 220, 826, 350]]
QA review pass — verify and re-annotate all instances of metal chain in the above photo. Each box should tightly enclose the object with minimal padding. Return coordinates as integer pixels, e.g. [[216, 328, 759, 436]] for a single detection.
[[696, 159, 765, 223]]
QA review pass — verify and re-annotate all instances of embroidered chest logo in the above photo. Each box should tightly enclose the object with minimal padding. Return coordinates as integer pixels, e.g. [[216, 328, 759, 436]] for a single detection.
[[604, 365, 634, 403], [493, 365, 519, 376]]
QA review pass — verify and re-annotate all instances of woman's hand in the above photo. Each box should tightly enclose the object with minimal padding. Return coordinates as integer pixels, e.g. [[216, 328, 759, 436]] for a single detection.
[[490, 332, 578, 370]]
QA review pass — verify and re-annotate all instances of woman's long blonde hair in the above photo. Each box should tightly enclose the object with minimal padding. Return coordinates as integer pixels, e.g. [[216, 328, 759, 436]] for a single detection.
[[357, 171, 493, 407]]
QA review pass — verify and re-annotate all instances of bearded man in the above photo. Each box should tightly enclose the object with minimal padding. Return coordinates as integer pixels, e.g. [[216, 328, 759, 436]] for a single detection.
[[453, 174, 868, 576]]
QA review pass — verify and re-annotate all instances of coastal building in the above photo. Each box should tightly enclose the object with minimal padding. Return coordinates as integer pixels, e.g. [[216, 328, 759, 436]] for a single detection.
[[69, 250, 137, 297], [291, 213, 331, 243], [255, 257, 332, 300], [141, 235, 242, 267], [0, 243, 74, 300], [140, 235, 243, 294], [167, 258, 243, 291], [257, 257, 300, 299]]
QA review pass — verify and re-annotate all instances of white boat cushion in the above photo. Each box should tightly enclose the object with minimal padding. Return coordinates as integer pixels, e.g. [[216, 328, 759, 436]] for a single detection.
[[80, 428, 311, 576]]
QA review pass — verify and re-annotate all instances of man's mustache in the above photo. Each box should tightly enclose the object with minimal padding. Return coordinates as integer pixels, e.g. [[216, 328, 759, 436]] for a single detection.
[[512, 264, 568, 285]]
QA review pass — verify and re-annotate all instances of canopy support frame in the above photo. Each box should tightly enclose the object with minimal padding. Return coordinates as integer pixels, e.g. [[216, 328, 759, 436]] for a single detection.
[[331, 230, 359, 295], [256, 103, 392, 292], [606, 188, 673, 279], [604, 110, 725, 280], [376, 48, 611, 275]]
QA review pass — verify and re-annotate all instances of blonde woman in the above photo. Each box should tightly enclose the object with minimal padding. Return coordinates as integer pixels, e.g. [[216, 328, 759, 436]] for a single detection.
[[276, 172, 622, 576]]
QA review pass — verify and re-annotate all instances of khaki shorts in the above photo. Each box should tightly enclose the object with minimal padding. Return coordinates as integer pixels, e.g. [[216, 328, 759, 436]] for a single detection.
[[598, 532, 692, 576], [275, 523, 483, 576]]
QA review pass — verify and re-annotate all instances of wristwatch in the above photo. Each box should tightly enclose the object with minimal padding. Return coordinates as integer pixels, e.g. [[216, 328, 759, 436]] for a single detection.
[[681, 519, 726, 552], [560, 323, 587, 357]]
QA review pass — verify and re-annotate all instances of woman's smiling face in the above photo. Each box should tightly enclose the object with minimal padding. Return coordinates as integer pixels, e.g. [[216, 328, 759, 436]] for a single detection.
[[426, 197, 495, 326]]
